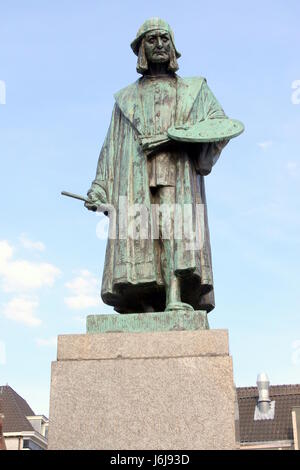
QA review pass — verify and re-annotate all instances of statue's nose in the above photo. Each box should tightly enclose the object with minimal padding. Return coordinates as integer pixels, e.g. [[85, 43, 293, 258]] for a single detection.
[[156, 38, 163, 48]]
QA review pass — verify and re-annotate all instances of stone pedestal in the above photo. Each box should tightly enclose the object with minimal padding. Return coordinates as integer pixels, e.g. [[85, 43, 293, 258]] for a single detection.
[[48, 327, 237, 450]]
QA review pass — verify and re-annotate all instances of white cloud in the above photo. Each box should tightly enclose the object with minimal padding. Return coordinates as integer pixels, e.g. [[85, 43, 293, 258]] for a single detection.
[[3, 297, 41, 327], [0, 238, 61, 328], [258, 140, 273, 150], [64, 270, 100, 310], [65, 295, 99, 309], [65, 270, 98, 292], [0, 239, 60, 292], [36, 337, 57, 347], [1, 260, 60, 292], [79, 269, 91, 277], [19, 234, 45, 252], [0, 240, 14, 266]]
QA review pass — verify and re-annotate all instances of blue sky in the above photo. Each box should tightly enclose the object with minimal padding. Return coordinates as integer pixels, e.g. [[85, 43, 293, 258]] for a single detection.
[[0, 0, 300, 415]]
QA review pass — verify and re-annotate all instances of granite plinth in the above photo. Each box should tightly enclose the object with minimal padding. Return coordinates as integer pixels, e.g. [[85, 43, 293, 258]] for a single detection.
[[48, 327, 237, 450]]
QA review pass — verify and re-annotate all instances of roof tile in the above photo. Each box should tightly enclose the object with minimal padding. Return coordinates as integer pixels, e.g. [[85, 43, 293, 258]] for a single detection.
[[237, 384, 300, 443], [0, 385, 35, 433]]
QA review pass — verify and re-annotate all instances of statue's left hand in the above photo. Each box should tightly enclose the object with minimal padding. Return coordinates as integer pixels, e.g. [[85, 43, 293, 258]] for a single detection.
[[196, 139, 229, 175]]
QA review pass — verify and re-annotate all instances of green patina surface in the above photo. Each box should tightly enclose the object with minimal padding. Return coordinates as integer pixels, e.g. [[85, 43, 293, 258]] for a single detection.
[[87, 310, 209, 334], [81, 18, 244, 319]]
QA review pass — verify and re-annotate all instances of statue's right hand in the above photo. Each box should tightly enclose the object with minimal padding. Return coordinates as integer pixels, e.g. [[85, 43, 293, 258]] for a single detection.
[[84, 186, 107, 212]]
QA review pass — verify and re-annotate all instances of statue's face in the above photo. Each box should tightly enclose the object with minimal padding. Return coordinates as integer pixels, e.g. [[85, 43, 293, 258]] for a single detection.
[[144, 30, 171, 64]]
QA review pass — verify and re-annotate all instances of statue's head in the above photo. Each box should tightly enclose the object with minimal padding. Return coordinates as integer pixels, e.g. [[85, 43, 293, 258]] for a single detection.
[[131, 18, 181, 75]]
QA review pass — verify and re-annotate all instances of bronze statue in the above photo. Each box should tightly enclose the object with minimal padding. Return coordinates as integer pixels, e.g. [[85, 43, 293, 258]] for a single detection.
[[83, 18, 243, 315]]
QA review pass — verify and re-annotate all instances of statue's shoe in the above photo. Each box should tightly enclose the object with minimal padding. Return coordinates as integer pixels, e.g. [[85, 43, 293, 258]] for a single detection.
[[165, 302, 194, 312]]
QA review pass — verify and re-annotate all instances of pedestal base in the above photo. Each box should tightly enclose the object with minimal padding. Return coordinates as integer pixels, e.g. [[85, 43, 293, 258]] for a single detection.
[[87, 310, 209, 333], [48, 328, 236, 450]]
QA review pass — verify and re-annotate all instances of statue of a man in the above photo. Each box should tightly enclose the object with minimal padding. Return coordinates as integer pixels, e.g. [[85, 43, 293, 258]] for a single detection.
[[85, 18, 228, 314]]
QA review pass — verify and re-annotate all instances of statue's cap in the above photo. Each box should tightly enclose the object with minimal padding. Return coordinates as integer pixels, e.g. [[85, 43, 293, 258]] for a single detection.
[[130, 17, 181, 58]]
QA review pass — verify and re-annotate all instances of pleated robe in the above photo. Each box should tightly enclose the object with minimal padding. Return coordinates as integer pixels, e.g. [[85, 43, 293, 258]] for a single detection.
[[91, 75, 227, 313]]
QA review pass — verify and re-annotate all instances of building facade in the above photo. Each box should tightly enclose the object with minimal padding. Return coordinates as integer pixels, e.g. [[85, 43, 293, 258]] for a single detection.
[[0, 385, 48, 450]]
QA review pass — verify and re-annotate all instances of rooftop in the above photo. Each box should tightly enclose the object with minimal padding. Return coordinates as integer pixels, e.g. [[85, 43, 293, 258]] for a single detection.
[[0, 385, 35, 433], [237, 384, 300, 443]]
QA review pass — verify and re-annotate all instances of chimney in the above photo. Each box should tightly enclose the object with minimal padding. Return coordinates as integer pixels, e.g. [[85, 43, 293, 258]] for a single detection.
[[254, 372, 275, 420], [257, 372, 271, 413]]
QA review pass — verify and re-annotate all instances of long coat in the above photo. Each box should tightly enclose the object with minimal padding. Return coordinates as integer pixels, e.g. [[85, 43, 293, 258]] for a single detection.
[[91, 75, 226, 313]]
